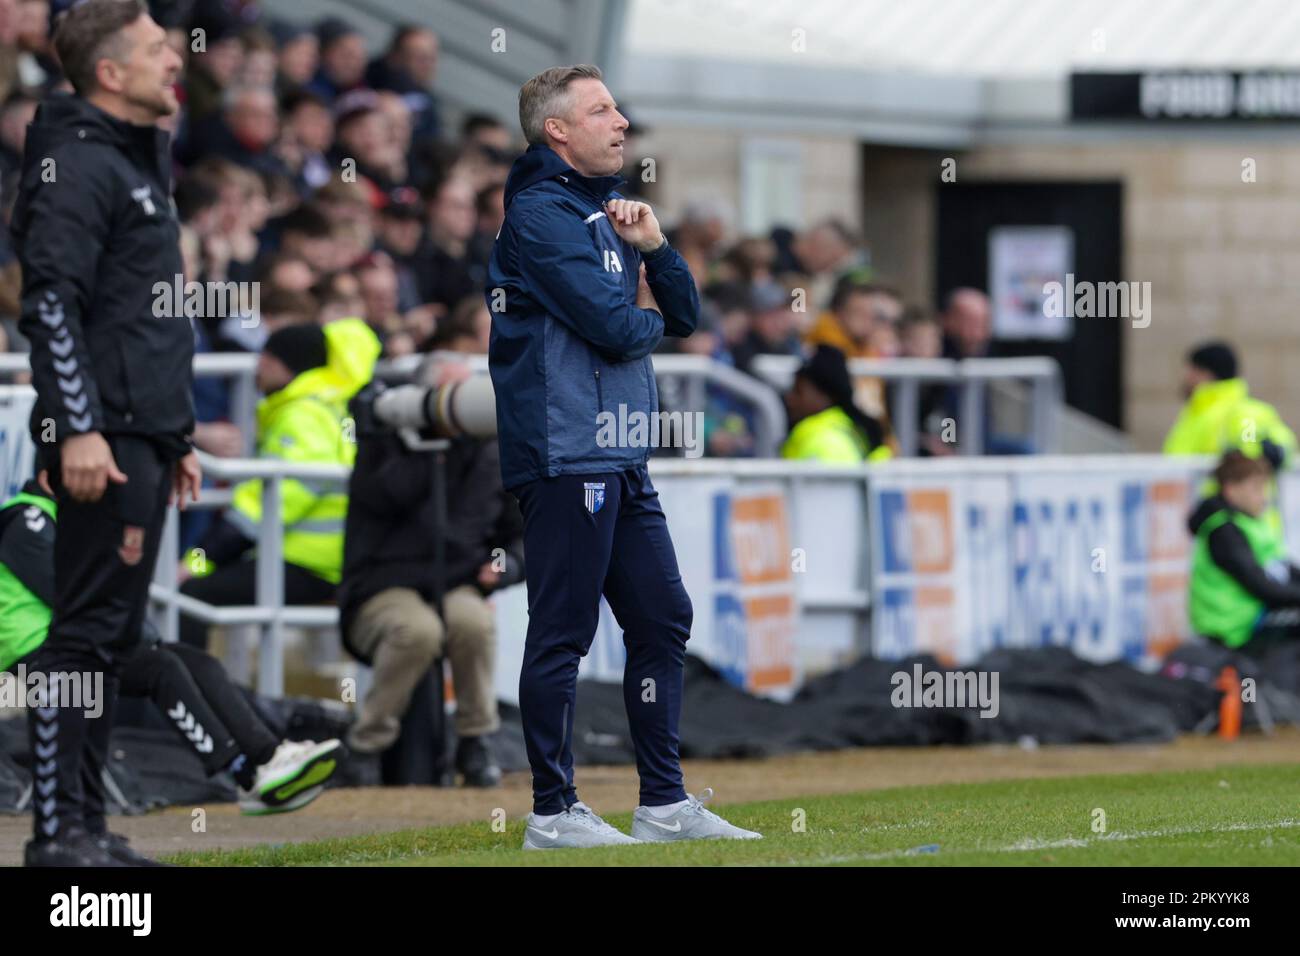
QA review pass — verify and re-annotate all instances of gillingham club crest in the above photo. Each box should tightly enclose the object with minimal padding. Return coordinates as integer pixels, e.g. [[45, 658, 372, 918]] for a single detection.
[[584, 481, 606, 514]]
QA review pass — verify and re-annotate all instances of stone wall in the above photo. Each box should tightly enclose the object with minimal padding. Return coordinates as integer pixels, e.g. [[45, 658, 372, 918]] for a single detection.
[[631, 128, 1300, 450]]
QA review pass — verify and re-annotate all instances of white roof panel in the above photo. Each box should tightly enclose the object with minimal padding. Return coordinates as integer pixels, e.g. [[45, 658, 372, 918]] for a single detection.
[[627, 0, 1300, 76]]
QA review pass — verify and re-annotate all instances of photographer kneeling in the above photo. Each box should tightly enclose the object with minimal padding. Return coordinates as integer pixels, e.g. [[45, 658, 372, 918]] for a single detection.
[[339, 356, 523, 787]]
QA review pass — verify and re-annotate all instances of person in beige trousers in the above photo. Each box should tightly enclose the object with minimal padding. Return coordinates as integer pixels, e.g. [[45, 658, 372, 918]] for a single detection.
[[337, 370, 524, 786]]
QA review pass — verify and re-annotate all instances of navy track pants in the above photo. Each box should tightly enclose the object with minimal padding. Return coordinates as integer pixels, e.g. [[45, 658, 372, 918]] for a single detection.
[[514, 466, 692, 814]]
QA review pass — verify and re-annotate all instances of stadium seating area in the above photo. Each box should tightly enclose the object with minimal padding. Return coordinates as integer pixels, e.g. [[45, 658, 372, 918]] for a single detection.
[[0, 0, 1007, 462]]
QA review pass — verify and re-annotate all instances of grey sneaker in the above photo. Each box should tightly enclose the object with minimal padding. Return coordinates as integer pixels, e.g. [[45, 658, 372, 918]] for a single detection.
[[631, 788, 763, 842], [522, 802, 641, 850]]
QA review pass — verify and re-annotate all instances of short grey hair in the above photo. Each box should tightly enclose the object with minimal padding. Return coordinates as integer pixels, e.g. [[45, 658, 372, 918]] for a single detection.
[[518, 64, 603, 146]]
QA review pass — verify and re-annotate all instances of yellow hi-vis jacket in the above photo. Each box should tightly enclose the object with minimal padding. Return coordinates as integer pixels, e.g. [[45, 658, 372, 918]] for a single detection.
[[225, 319, 380, 583], [781, 405, 893, 464], [1163, 377, 1296, 462]]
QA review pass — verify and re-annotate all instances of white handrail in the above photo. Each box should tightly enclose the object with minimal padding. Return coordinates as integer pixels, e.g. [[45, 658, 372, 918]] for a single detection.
[[1, 350, 1066, 457]]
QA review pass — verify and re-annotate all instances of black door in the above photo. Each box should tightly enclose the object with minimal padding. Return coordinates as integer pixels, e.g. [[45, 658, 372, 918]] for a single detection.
[[935, 181, 1124, 428]]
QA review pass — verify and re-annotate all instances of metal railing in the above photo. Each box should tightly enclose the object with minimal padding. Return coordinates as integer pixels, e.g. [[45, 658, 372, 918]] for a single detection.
[[149, 452, 349, 697], [990, 378, 1132, 454], [1, 351, 1066, 459], [750, 354, 1064, 456]]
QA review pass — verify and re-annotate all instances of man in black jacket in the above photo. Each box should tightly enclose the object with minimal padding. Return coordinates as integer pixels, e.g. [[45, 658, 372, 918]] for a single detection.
[[10, 0, 200, 867], [338, 365, 524, 787]]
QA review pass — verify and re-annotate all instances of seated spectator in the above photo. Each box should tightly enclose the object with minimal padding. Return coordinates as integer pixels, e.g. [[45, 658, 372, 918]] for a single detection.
[[376, 89, 414, 174], [461, 112, 512, 160], [258, 252, 316, 296], [676, 302, 757, 457], [417, 175, 481, 311], [269, 19, 319, 96], [186, 158, 267, 288], [938, 286, 1029, 454], [869, 317, 900, 358], [331, 92, 408, 192], [941, 286, 992, 360], [177, 319, 382, 650], [307, 17, 368, 103], [277, 202, 337, 276], [223, 286, 318, 353], [356, 252, 416, 356], [782, 345, 892, 463], [806, 280, 902, 428], [898, 310, 952, 457], [425, 294, 491, 354], [900, 309, 942, 360], [314, 269, 367, 325], [1189, 451, 1300, 655], [174, 167, 222, 238], [278, 88, 333, 194], [262, 167, 301, 221], [732, 281, 802, 374], [703, 279, 755, 354], [183, 17, 243, 122], [806, 280, 903, 361], [790, 218, 869, 316], [444, 137, 512, 193], [375, 186, 427, 313], [467, 180, 505, 274], [180, 85, 289, 179], [239, 26, 278, 89], [716, 235, 775, 289], [313, 177, 376, 269], [364, 24, 441, 143]]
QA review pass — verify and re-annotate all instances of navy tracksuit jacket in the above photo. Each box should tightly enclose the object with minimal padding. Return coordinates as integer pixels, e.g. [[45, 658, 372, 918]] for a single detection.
[[487, 144, 700, 813]]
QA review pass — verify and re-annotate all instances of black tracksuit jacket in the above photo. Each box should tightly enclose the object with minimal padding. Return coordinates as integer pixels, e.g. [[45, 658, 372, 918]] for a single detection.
[[11, 93, 194, 457]]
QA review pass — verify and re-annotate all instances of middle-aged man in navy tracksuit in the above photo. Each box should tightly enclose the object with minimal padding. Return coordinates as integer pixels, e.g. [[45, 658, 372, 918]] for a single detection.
[[488, 65, 761, 848]]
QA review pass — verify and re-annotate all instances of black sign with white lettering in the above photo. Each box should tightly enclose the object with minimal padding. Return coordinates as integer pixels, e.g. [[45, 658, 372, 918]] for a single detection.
[[1071, 71, 1300, 120]]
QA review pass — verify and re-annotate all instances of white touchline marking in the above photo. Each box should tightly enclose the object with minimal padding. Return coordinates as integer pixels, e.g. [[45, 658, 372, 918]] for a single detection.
[[785, 819, 1300, 866]]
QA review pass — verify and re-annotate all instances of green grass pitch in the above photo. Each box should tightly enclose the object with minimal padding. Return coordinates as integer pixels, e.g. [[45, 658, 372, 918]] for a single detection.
[[168, 762, 1300, 867]]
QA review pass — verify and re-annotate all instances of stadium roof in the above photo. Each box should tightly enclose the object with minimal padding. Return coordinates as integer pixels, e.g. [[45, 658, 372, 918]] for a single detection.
[[626, 0, 1300, 77], [617, 0, 1300, 144]]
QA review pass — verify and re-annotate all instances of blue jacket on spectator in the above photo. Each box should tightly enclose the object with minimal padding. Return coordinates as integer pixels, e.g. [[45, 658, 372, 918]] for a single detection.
[[487, 144, 699, 490]]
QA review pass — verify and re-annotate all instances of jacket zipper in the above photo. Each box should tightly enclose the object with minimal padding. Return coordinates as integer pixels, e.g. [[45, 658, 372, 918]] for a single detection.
[[594, 368, 603, 413]]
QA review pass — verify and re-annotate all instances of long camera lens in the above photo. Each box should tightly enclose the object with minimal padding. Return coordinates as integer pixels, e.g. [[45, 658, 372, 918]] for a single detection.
[[371, 375, 497, 439]]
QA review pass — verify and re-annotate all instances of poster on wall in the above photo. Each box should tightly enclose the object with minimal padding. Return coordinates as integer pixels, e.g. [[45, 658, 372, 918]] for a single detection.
[[869, 476, 1011, 664], [988, 226, 1075, 340], [708, 487, 800, 699]]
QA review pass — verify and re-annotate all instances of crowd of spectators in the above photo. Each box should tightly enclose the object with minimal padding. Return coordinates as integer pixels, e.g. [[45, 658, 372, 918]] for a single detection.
[[0, 0, 999, 462]]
